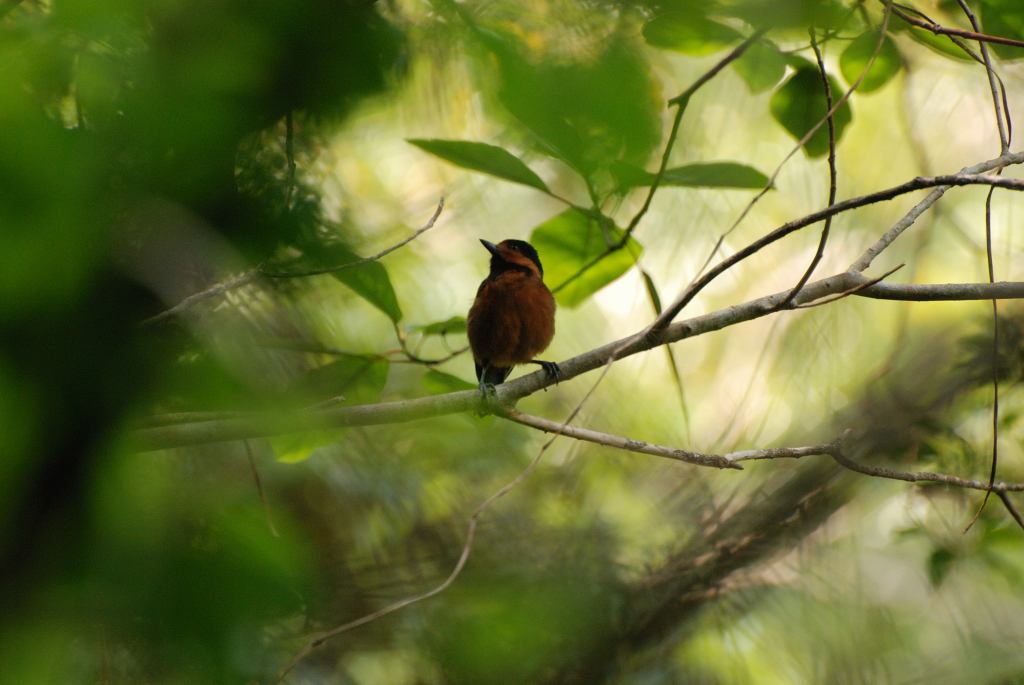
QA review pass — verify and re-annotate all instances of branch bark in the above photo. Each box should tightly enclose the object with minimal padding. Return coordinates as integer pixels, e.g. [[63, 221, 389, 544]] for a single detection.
[[131, 272, 1024, 451], [503, 409, 741, 470], [889, 3, 1024, 50]]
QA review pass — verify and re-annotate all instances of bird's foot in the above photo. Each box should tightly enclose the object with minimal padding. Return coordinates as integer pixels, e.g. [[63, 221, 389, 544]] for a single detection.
[[532, 360, 560, 390], [477, 380, 498, 416], [478, 378, 498, 399]]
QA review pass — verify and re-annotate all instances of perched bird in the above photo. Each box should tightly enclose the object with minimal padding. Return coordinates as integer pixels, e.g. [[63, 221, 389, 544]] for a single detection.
[[467, 239, 559, 391]]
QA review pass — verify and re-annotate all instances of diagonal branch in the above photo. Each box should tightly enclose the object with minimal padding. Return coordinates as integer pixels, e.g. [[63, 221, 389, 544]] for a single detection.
[[889, 3, 1024, 51], [551, 31, 765, 296], [690, 0, 894, 277], [262, 197, 444, 278], [142, 198, 445, 326], [652, 158, 1024, 331], [132, 271, 1024, 452]]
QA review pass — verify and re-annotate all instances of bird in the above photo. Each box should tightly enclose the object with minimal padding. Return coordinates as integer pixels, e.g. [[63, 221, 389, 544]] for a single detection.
[[467, 239, 559, 392]]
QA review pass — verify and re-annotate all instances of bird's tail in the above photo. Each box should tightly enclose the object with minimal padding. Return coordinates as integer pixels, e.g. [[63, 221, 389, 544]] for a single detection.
[[475, 363, 512, 387]]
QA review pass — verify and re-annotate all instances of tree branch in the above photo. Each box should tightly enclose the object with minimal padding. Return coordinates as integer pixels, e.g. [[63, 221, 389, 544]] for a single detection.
[[737, 428, 1024, 494], [694, 0, 894, 271], [953, 0, 1010, 153], [262, 197, 444, 278], [889, 3, 1024, 50], [141, 198, 445, 326], [652, 155, 1024, 330], [132, 270, 1024, 452], [502, 409, 741, 470]]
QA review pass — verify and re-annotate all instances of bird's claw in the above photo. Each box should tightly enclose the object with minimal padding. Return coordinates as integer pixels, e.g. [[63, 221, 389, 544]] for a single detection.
[[539, 361, 560, 383]]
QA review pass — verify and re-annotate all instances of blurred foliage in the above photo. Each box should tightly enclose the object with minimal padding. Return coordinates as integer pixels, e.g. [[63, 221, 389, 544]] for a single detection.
[[2, 0, 1024, 683]]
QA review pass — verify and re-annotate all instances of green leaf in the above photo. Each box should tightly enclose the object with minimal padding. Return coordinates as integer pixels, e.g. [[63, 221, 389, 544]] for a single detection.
[[273, 355, 390, 463], [928, 548, 955, 587], [769, 66, 853, 158], [725, 0, 848, 30], [839, 30, 903, 93], [732, 40, 788, 93], [299, 243, 402, 322], [412, 316, 467, 337], [611, 160, 769, 190], [407, 139, 549, 192], [642, 12, 742, 55], [494, 35, 663, 176], [641, 270, 662, 314], [422, 369, 477, 395], [530, 209, 641, 308], [979, 0, 1024, 60]]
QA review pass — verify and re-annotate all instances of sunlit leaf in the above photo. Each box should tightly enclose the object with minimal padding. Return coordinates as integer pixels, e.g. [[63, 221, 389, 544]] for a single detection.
[[272, 355, 389, 462], [978, 0, 1024, 60], [642, 12, 742, 55], [732, 40, 788, 93], [611, 160, 769, 190], [407, 139, 549, 192], [422, 369, 476, 395], [769, 66, 853, 158], [839, 30, 902, 93], [412, 316, 468, 337], [530, 209, 641, 308]]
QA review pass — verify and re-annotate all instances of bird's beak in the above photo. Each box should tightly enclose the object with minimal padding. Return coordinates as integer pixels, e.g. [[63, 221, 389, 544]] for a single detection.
[[480, 239, 500, 256]]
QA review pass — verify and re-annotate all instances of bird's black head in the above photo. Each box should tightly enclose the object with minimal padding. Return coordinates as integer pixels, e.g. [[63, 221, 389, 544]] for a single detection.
[[481, 239, 544, 278]]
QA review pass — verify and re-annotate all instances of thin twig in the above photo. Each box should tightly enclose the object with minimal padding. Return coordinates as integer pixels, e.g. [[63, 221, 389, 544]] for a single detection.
[[954, 0, 1009, 153], [141, 270, 261, 327], [625, 29, 766, 241], [741, 429, 1024, 495], [142, 198, 445, 325], [263, 197, 445, 278], [550, 32, 764, 296], [889, 3, 1024, 50], [792, 263, 904, 309], [693, 0, 894, 277], [997, 492, 1024, 532], [275, 442, 548, 681], [889, 2, 1013, 149], [276, 312, 638, 681], [965, 183, 1002, 534], [828, 445, 1024, 493], [641, 267, 690, 440], [650, 163, 1024, 332], [244, 440, 279, 537], [773, 31, 838, 311], [503, 409, 740, 469], [959, 0, 1011, 522]]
